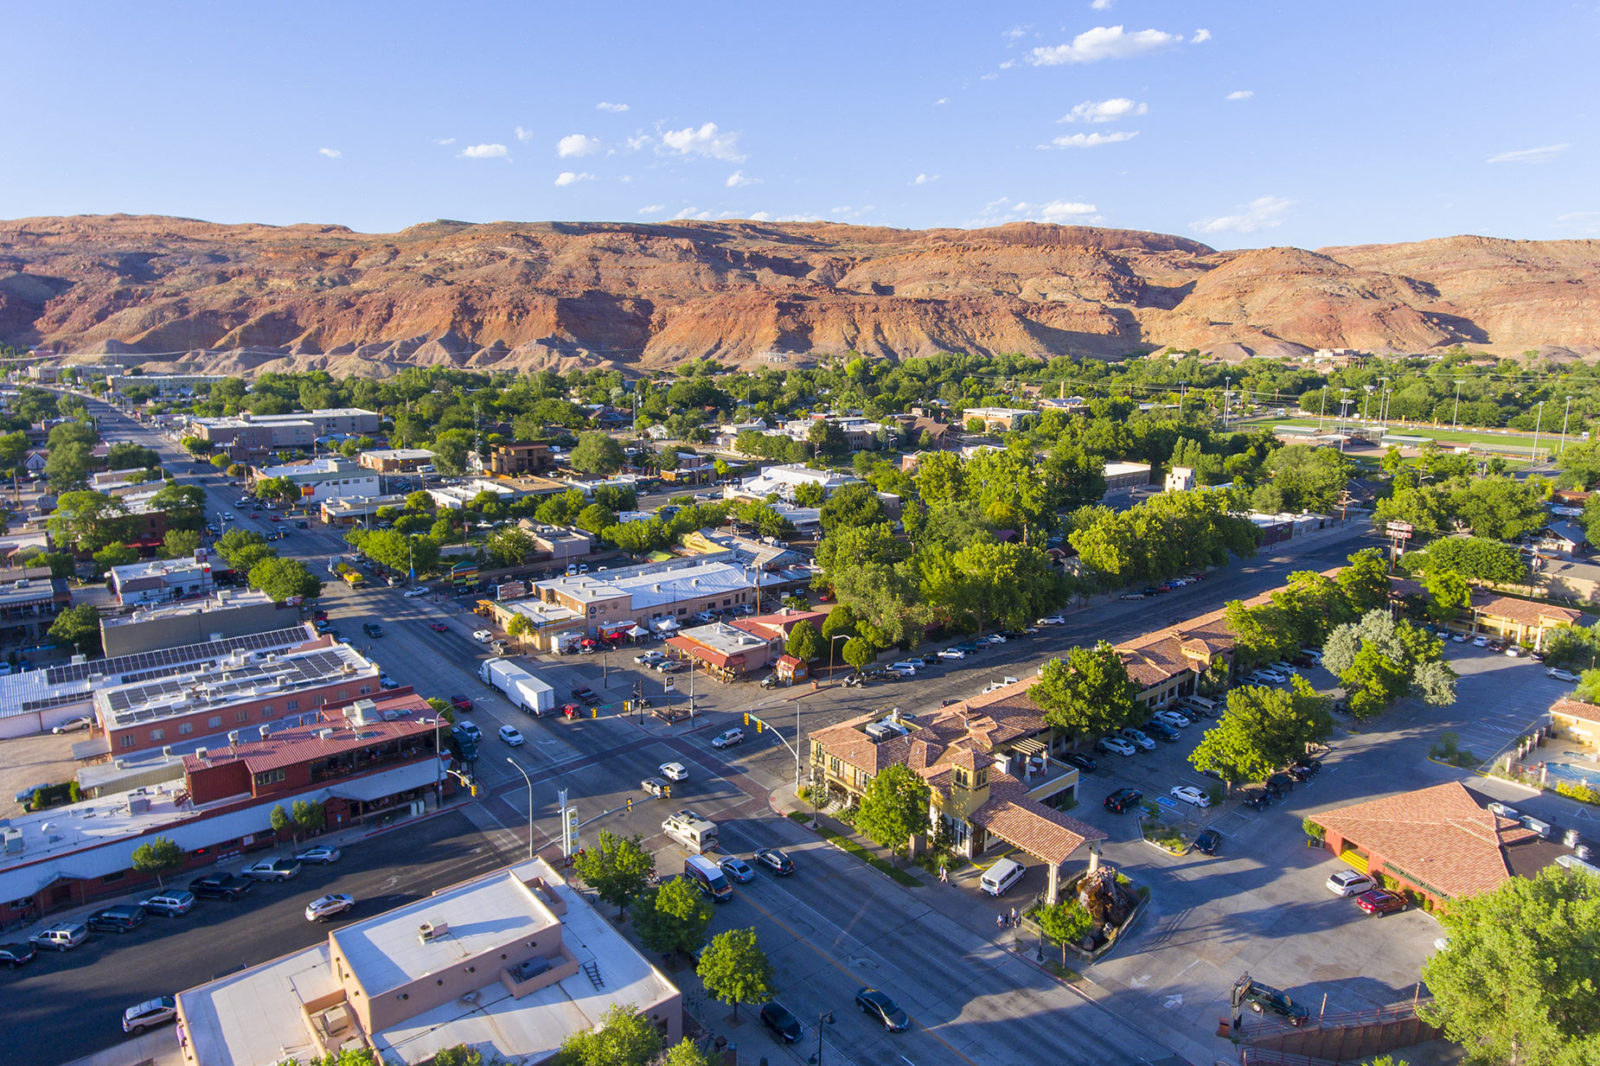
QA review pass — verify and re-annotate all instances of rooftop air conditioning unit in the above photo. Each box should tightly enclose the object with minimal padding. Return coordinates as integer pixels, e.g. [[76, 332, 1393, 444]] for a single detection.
[[162, 746, 173, 758], [418, 919, 450, 943], [195, 747, 208, 761], [227, 730, 240, 747], [258, 725, 271, 740], [863, 723, 896, 744]]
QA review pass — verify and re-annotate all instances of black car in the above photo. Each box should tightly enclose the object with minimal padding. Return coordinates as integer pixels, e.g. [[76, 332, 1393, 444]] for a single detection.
[[1240, 979, 1309, 1026], [0, 942, 35, 967], [1104, 788, 1143, 813], [760, 1001, 802, 1043], [1194, 829, 1222, 856], [1292, 756, 1323, 777], [854, 987, 910, 1032], [572, 687, 600, 704], [189, 874, 254, 900], [86, 905, 146, 933], [1266, 773, 1295, 798], [1144, 721, 1181, 743], [1242, 791, 1273, 811], [919, 652, 940, 667], [1062, 752, 1098, 774], [362, 622, 383, 638], [755, 847, 795, 876]]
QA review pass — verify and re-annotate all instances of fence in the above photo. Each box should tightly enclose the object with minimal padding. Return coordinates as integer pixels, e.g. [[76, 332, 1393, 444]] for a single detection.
[[1235, 999, 1441, 1063]]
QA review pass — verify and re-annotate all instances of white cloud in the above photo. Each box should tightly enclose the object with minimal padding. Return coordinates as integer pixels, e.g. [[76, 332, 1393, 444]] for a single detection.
[[1090, 0, 1113, 9], [999, 60, 1015, 70], [674, 206, 712, 220], [749, 211, 772, 221], [1226, 90, 1254, 101], [1003, 25, 1029, 40], [913, 173, 940, 185], [458, 143, 509, 159], [1061, 97, 1147, 123], [660, 122, 746, 161], [1557, 211, 1600, 233], [625, 133, 652, 152], [637, 204, 664, 215], [981, 72, 1000, 81], [554, 171, 595, 186], [725, 170, 759, 188], [1028, 25, 1181, 65], [935, 97, 949, 105], [596, 101, 630, 113], [1048, 130, 1140, 148], [1037, 200, 1098, 221], [557, 133, 601, 158], [434, 137, 455, 146], [1193, 195, 1293, 234], [1486, 143, 1570, 165], [1192, 28, 1212, 43], [317, 147, 341, 159], [514, 126, 534, 142]]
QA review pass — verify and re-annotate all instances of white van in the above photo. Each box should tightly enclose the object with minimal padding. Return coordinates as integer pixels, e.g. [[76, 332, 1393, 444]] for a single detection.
[[981, 857, 1026, 897]]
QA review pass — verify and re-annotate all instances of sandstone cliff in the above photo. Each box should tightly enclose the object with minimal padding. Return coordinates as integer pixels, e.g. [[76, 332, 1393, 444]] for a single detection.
[[1, 215, 1596, 375]]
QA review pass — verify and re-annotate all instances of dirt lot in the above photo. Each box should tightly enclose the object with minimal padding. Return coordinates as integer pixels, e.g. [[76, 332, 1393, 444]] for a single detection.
[[2, 730, 91, 815]]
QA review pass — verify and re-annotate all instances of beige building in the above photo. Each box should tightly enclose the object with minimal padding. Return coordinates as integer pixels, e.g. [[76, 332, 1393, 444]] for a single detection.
[[99, 589, 284, 657], [177, 857, 681, 1066]]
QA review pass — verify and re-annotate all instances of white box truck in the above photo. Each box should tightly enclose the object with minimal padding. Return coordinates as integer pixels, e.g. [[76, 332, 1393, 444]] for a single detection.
[[479, 657, 555, 717]]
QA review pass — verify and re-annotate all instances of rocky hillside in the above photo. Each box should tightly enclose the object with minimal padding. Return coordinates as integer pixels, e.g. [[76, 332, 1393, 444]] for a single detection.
[[1, 214, 1596, 376]]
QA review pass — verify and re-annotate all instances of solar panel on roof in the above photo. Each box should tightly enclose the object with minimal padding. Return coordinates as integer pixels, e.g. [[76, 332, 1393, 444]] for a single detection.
[[47, 627, 310, 684]]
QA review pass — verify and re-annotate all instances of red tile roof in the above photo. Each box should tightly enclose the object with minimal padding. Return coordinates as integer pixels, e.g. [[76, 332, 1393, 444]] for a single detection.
[[1311, 782, 1536, 900], [1550, 697, 1600, 725], [1475, 595, 1581, 628], [181, 694, 436, 775], [970, 772, 1106, 865]]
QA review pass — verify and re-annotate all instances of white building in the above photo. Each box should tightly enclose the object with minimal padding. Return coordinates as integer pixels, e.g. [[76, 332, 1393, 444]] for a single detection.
[[1164, 465, 1196, 493], [725, 463, 862, 503], [108, 550, 219, 606], [427, 478, 517, 510], [252, 457, 379, 503]]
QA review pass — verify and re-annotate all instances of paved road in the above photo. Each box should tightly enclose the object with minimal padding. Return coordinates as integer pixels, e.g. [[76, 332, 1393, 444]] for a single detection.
[[4, 810, 511, 1066]]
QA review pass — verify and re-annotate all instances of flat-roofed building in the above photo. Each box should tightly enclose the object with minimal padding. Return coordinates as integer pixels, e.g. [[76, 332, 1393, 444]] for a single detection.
[[0, 566, 71, 648], [488, 441, 555, 476], [99, 589, 284, 657], [428, 479, 517, 510], [532, 553, 765, 639], [725, 463, 862, 504], [109, 549, 220, 606], [320, 493, 409, 527], [961, 406, 1035, 432], [1103, 461, 1153, 495], [252, 457, 379, 503], [357, 448, 435, 473], [176, 857, 681, 1066]]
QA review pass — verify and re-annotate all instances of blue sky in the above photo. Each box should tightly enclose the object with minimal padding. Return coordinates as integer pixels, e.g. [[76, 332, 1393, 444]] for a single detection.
[[6, 2, 1597, 248]]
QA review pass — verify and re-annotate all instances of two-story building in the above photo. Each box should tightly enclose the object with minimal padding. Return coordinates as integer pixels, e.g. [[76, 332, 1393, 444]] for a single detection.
[[0, 565, 71, 648], [488, 441, 555, 476], [527, 553, 767, 646], [251, 457, 380, 504], [108, 550, 220, 606], [357, 448, 435, 474]]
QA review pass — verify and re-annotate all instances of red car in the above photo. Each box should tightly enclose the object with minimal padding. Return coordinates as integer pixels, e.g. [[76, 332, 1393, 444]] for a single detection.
[[312, 610, 328, 621], [270, 515, 281, 522], [430, 622, 449, 633], [451, 696, 473, 712], [1356, 889, 1409, 916], [250, 511, 261, 518]]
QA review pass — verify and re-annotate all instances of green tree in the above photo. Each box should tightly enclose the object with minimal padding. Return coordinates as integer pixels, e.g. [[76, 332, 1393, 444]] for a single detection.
[[1337, 548, 1392, 615], [657, 1040, 714, 1066], [1322, 608, 1456, 718], [1189, 678, 1333, 784], [269, 803, 293, 840], [554, 1003, 663, 1066], [1403, 536, 1526, 586], [47, 490, 132, 553], [1420, 864, 1600, 1066], [254, 476, 301, 507], [569, 432, 627, 476], [784, 619, 822, 662], [161, 528, 203, 559], [130, 835, 183, 887], [841, 635, 875, 673], [820, 604, 857, 643], [1035, 898, 1093, 967], [792, 479, 827, 507], [818, 482, 888, 533], [1264, 444, 1353, 512], [48, 603, 102, 655], [856, 763, 932, 858], [291, 799, 326, 837], [696, 927, 775, 1021], [575, 503, 617, 536], [632, 877, 714, 958], [1423, 569, 1473, 626], [249, 557, 323, 603], [92, 541, 139, 575], [486, 526, 536, 567], [571, 829, 655, 915], [45, 440, 93, 490], [1223, 600, 1299, 668], [405, 490, 435, 512], [505, 614, 531, 646], [1029, 642, 1141, 739], [1271, 570, 1357, 648]]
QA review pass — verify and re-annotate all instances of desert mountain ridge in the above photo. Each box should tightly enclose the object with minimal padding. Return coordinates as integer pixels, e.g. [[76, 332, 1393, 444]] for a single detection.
[[1, 214, 1597, 377]]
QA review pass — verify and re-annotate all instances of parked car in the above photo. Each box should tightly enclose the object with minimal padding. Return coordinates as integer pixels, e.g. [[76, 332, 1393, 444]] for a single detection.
[[1548, 668, 1580, 682], [138, 890, 196, 917], [472, 629, 493, 642], [121, 996, 178, 1035], [712, 727, 745, 749], [0, 942, 36, 967], [456, 721, 483, 742], [1242, 791, 1273, 811], [657, 660, 688, 674], [571, 686, 600, 704], [1240, 979, 1309, 1026], [760, 1000, 803, 1043], [937, 648, 968, 660], [1194, 829, 1222, 856], [305, 893, 357, 923], [1326, 870, 1377, 897], [1144, 721, 1181, 743], [242, 857, 301, 882], [1036, 615, 1067, 626], [294, 845, 342, 865], [983, 633, 1007, 645], [1118, 728, 1156, 752], [1061, 752, 1098, 774], [498, 725, 525, 747], [13, 783, 47, 805], [888, 660, 921, 676], [1171, 785, 1211, 809], [1096, 736, 1137, 757], [659, 762, 689, 782], [721, 856, 757, 884], [635, 650, 667, 666], [854, 987, 910, 1033], [189, 874, 253, 900], [87, 905, 147, 933], [1104, 788, 1143, 813], [1356, 889, 1410, 916], [1152, 710, 1192, 729], [755, 847, 795, 875], [51, 715, 94, 734], [29, 922, 89, 951], [1472, 635, 1488, 647]]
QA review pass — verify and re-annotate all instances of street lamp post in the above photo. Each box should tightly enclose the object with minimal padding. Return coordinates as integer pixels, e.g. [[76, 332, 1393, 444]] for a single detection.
[[827, 632, 848, 678], [506, 757, 534, 862], [808, 1010, 835, 1065]]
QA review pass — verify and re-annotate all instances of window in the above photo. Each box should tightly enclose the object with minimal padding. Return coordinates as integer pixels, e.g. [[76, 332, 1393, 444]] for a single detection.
[[286, 699, 299, 711], [120, 735, 135, 748], [359, 685, 372, 695], [178, 722, 193, 735], [102, 871, 126, 885], [208, 716, 222, 729], [261, 704, 273, 716], [253, 769, 286, 788], [149, 728, 165, 741], [235, 709, 249, 723]]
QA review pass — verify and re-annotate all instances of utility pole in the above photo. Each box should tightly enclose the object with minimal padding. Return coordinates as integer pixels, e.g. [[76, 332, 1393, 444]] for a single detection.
[[1451, 380, 1462, 430], [1559, 396, 1573, 456], [1318, 388, 1328, 432]]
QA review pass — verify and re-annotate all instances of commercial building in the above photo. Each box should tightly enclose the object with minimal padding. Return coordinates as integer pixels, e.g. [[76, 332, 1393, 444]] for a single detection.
[[319, 493, 410, 528], [99, 589, 285, 657], [0, 565, 71, 648], [0, 692, 446, 925], [176, 857, 682, 1066], [428, 479, 516, 510], [526, 553, 771, 644], [108, 550, 220, 606], [524, 524, 594, 562], [188, 409, 381, 458], [488, 441, 555, 476], [251, 457, 379, 504], [1164, 465, 1196, 493], [960, 406, 1035, 433], [725, 463, 862, 503], [665, 607, 830, 680], [810, 694, 1103, 904], [356, 448, 435, 473], [1103, 461, 1153, 495]]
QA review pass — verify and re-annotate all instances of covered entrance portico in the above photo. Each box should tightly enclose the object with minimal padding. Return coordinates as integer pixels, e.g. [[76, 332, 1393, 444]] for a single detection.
[[968, 786, 1106, 904]]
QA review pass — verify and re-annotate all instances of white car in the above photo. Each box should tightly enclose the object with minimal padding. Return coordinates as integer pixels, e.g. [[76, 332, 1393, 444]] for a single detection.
[[1472, 635, 1488, 647], [1119, 728, 1156, 752], [983, 633, 1007, 645], [122, 996, 178, 1034], [1152, 710, 1191, 729], [1097, 736, 1137, 757], [711, 727, 745, 749], [936, 648, 968, 661], [1036, 615, 1067, 626], [1256, 669, 1288, 683], [635, 650, 667, 666], [51, 715, 94, 734], [888, 660, 921, 675], [659, 762, 689, 782], [1451, 633, 1467, 643], [305, 893, 356, 922], [1170, 785, 1211, 808], [294, 845, 342, 865], [1548, 668, 1580, 682], [498, 725, 525, 746], [1326, 870, 1377, 897], [403, 586, 429, 598]]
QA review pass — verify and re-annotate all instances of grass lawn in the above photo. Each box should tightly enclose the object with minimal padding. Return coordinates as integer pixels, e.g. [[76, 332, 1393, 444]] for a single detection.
[[1248, 416, 1562, 457]]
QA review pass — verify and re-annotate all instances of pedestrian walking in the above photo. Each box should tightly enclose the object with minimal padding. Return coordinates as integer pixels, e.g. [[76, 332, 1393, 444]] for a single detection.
[[996, 913, 1006, 932], [939, 865, 948, 885], [1010, 906, 1018, 928]]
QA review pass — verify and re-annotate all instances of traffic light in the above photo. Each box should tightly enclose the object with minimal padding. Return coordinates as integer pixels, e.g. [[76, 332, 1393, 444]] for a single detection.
[[743, 712, 750, 726], [663, 784, 671, 798], [470, 783, 479, 797], [626, 797, 633, 812], [755, 718, 763, 733]]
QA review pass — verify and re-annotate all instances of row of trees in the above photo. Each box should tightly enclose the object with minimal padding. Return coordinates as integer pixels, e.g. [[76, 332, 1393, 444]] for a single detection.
[[214, 528, 323, 603]]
